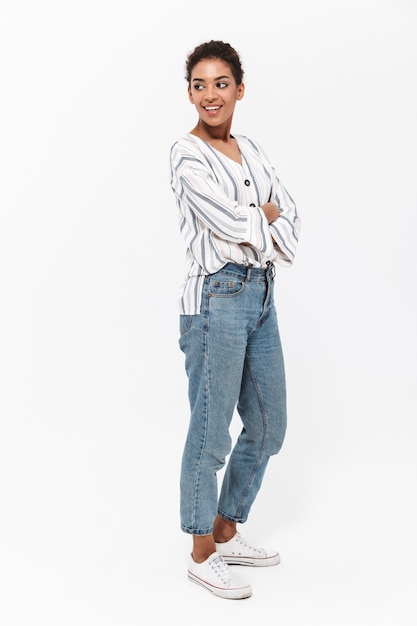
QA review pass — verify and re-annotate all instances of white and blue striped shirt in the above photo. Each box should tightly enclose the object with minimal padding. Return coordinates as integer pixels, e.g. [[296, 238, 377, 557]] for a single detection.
[[170, 133, 301, 314]]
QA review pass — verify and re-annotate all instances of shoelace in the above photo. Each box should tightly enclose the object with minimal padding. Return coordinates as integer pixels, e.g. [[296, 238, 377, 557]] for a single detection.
[[210, 554, 232, 583], [234, 532, 263, 554]]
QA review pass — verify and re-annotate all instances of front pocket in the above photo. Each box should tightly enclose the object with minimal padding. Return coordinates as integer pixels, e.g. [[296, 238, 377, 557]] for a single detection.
[[179, 314, 193, 335], [208, 277, 245, 298]]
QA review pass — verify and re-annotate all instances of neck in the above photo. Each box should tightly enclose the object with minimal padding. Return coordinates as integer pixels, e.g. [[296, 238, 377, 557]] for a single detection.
[[190, 119, 233, 143]]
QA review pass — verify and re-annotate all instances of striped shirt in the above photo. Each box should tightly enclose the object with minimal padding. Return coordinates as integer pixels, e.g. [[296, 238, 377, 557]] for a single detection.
[[170, 133, 301, 314]]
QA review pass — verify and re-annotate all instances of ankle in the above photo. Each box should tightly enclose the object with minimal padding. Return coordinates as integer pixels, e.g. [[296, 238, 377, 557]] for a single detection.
[[213, 516, 237, 543], [192, 534, 216, 563], [191, 548, 216, 564], [214, 531, 236, 543]]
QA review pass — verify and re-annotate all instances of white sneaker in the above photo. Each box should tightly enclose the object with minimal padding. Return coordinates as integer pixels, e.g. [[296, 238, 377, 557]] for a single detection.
[[215, 532, 280, 567], [188, 551, 252, 599]]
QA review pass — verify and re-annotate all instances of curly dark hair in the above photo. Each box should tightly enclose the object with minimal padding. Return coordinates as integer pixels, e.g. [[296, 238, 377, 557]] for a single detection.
[[185, 40, 244, 86]]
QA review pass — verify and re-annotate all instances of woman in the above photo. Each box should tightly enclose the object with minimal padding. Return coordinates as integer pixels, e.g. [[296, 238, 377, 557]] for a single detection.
[[170, 40, 301, 600]]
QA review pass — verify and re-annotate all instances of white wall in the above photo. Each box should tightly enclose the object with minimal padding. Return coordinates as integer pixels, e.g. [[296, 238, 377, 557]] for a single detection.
[[1, 1, 416, 624]]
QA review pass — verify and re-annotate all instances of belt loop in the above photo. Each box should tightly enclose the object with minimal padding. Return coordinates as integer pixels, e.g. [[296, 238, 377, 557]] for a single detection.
[[266, 260, 275, 280], [246, 266, 252, 282]]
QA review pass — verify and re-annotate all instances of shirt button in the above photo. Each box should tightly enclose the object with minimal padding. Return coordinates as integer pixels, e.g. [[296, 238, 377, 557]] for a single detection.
[[244, 179, 250, 186]]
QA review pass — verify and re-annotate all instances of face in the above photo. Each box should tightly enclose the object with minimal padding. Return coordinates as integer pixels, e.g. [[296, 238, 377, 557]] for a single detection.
[[188, 58, 244, 127]]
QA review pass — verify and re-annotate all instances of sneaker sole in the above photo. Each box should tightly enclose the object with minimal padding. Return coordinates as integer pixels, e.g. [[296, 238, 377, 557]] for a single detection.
[[188, 572, 252, 599], [220, 554, 281, 567]]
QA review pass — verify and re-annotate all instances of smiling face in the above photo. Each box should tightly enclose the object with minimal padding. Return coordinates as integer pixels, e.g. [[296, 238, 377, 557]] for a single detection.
[[188, 58, 244, 130]]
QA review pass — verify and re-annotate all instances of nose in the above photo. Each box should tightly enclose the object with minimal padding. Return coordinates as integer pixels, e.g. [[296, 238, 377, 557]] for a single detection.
[[205, 84, 217, 101]]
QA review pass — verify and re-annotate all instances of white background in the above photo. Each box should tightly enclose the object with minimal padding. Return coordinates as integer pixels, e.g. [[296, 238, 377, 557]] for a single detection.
[[1, 1, 416, 624]]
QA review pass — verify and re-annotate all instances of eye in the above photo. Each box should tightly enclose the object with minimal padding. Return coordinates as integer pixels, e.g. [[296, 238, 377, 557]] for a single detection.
[[193, 84, 204, 91], [217, 82, 228, 89]]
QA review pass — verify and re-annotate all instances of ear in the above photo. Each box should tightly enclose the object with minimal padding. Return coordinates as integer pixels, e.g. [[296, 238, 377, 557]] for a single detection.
[[188, 86, 194, 104], [236, 83, 245, 101]]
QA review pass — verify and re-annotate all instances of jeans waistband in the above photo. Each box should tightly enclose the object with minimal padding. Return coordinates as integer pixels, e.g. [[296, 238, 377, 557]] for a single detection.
[[220, 262, 275, 281]]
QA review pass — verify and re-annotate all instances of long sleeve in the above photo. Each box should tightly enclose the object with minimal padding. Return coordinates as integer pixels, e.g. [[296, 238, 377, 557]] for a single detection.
[[170, 140, 270, 257], [249, 141, 301, 267], [269, 172, 301, 266]]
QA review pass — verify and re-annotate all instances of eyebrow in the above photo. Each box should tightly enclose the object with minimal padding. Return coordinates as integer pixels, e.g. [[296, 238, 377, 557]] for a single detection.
[[192, 75, 230, 83]]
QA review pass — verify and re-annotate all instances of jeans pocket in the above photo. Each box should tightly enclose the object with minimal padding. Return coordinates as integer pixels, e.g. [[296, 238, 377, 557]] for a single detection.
[[179, 314, 193, 336], [208, 277, 245, 298]]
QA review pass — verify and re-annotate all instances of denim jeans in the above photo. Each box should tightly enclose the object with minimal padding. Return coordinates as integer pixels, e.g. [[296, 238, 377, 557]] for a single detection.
[[179, 263, 287, 535]]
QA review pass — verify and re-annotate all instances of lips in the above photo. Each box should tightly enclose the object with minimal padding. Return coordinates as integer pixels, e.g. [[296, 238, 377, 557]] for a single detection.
[[203, 105, 222, 117]]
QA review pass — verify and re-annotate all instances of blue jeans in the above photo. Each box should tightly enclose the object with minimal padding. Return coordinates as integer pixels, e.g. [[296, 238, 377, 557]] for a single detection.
[[179, 263, 287, 535]]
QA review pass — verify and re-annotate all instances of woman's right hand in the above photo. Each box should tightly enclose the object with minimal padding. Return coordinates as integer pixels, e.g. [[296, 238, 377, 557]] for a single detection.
[[261, 202, 280, 224]]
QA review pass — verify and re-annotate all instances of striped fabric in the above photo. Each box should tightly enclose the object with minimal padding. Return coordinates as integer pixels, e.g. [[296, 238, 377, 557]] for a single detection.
[[170, 133, 301, 314]]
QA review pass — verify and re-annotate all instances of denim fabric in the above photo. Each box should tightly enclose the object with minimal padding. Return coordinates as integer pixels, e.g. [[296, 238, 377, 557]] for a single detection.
[[179, 263, 287, 535]]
